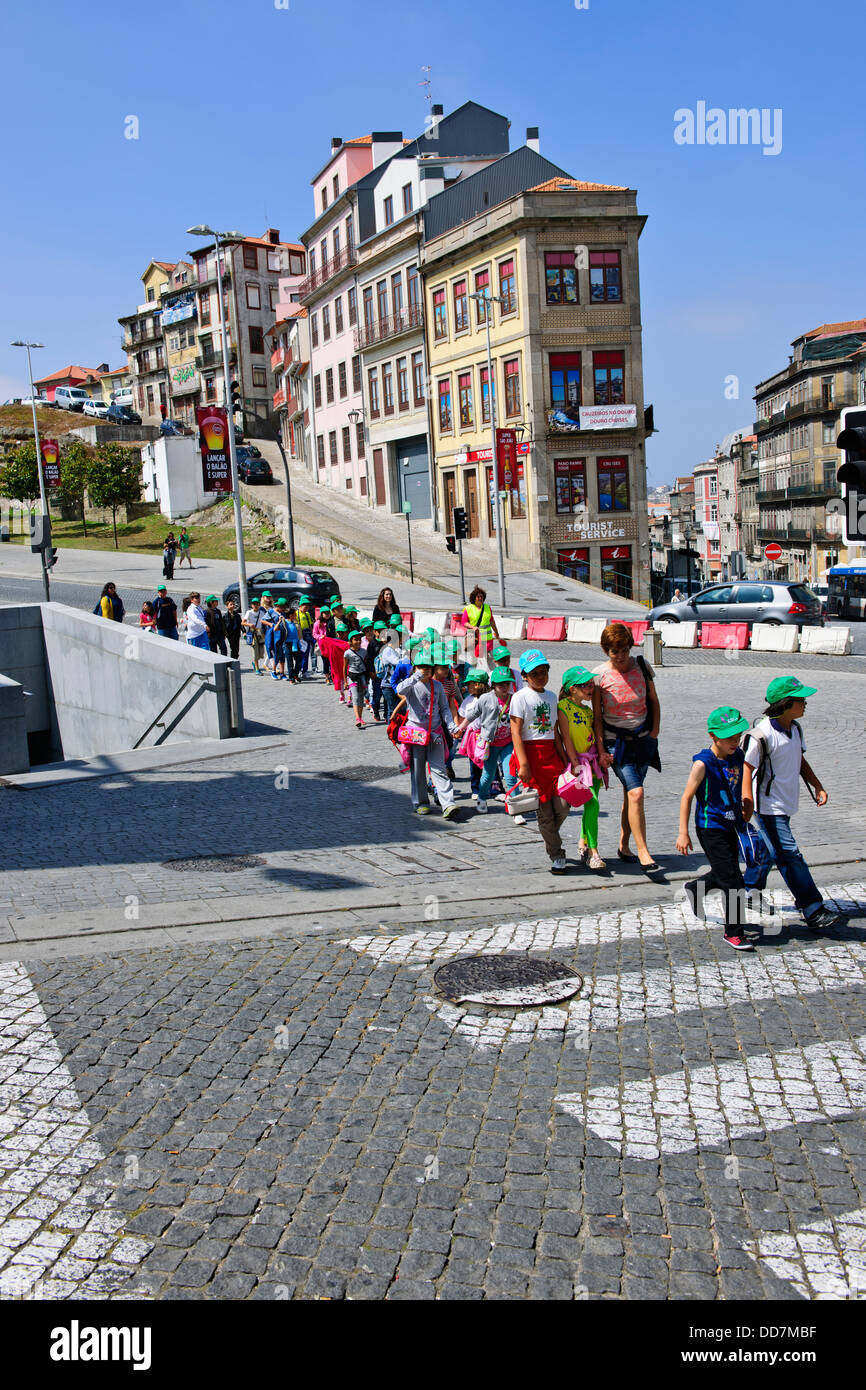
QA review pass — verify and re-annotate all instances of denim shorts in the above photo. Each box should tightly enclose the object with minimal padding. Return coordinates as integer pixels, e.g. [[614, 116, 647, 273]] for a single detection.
[[605, 734, 655, 792]]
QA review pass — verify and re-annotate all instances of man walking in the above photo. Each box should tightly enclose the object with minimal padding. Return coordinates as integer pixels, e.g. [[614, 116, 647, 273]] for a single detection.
[[162, 532, 177, 580], [153, 585, 178, 640]]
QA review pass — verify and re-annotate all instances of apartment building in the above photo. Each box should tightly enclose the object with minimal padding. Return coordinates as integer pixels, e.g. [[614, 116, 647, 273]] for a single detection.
[[268, 306, 312, 470], [753, 318, 866, 580], [118, 260, 175, 419], [692, 460, 721, 582], [731, 434, 759, 568], [422, 148, 651, 599]]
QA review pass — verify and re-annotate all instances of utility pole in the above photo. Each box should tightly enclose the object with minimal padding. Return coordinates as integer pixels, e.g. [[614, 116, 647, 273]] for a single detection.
[[11, 340, 50, 600]]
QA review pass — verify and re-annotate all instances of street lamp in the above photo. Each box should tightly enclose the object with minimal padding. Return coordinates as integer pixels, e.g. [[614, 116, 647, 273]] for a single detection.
[[682, 522, 696, 598], [11, 340, 50, 600], [186, 225, 248, 611], [468, 289, 506, 610]]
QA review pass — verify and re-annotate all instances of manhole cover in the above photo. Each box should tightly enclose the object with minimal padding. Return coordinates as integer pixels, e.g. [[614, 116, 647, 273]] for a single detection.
[[162, 854, 266, 873], [323, 766, 402, 784], [434, 954, 583, 1006]]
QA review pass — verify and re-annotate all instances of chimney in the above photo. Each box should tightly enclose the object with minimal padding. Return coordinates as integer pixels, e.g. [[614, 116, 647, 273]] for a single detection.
[[371, 130, 404, 168], [432, 104, 443, 117], [331, 137, 342, 151], [526, 126, 540, 153], [97, 362, 109, 374], [266, 228, 280, 244]]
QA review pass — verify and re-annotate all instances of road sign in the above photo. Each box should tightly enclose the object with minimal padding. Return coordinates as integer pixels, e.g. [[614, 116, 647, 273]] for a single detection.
[[402, 501, 412, 514], [764, 542, 783, 561]]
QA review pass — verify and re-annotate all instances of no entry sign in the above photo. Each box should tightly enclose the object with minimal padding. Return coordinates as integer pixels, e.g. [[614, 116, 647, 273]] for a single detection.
[[764, 542, 783, 561]]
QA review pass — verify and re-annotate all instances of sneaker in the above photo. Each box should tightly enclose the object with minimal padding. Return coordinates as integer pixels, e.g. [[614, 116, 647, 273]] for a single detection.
[[807, 907, 842, 934], [550, 857, 568, 874], [683, 879, 705, 921], [443, 805, 460, 822], [723, 932, 754, 952], [475, 800, 488, 813], [495, 793, 508, 803], [512, 814, 527, 826], [415, 805, 430, 816], [271, 672, 279, 680]]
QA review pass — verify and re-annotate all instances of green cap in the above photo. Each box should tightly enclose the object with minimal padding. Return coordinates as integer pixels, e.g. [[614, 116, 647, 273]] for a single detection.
[[412, 647, 434, 667], [359, 617, 373, 628], [406, 634, 425, 650], [467, 667, 489, 683], [707, 706, 750, 737], [348, 629, 362, 639], [344, 605, 357, 613], [157, 584, 166, 591], [491, 667, 515, 685], [561, 664, 596, 690], [373, 620, 387, 630], [299, 597, 311, 605], [766, 675, 817, 704], [276, 597, 287, 606], [205, 594, 217, 603], [389, 621, 404, 632], [261, 590, 272, 598], [492, 645, 511, 660], [335, 622, 347, 632]]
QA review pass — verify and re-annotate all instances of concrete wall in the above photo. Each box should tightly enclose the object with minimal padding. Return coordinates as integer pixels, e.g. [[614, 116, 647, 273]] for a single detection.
[[142, 436, 211, 520], [0, 674, 30, 774], [0, 604, 55, 738]]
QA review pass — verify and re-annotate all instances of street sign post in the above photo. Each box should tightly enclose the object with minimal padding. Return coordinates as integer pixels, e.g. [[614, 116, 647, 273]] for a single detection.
[[403, 501, 414, 584], [764, 542, 783, 562]]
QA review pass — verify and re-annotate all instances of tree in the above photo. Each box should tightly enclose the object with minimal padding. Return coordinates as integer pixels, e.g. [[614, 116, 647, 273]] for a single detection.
[[0, 441, 40, 509], [57, 440, 92, 537], [87, 443, 142, 549]]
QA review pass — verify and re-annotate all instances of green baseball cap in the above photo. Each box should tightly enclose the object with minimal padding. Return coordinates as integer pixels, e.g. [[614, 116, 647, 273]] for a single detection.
[[412, 647, 434, 667], [335, 622, 347, 632], [389, 620, 404, 632], [467, 668, 489, 682], [276, 597, 287, 606], [406, 634, 425, 649], [373, 620, 387, 630], [766, 675, 817, 704], [359, 617, 373, 628], [491, 667, 515, 685], [707, 706, 750, 737], [348, 629, 362, 639], [157, 584, 166, 592], [261, 590, 272, 598], [205, 594, 217, 603], [492, 645, 511, 660], [299, 597, 311, 605], [561, 664, 595, 689], [344, 604, 357, 613]]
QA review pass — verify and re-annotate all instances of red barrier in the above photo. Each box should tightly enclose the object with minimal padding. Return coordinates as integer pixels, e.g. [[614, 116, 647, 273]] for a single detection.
[[450, 613, 467, 636], [526, 615, 567, 642], [700, 622, 750, 650], [620, 620, 649, 644], [401, 611, 414, 633]]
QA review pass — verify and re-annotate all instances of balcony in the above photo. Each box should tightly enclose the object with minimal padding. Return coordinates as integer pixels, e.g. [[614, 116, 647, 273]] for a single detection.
[[753, 386, 859, 433], [353, 304, 424, 350], [271, 344, 292, 371], [195, 347, 236, 370], [273, 385, 287, 409], [194, 265, 232, 291], [297, 244, 358, 299], [125, 324, 162, 349], [757, 523, 839, 543]]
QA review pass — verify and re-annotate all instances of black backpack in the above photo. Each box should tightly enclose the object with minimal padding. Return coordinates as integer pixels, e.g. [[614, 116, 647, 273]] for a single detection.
[[744, 720, 803, 812]]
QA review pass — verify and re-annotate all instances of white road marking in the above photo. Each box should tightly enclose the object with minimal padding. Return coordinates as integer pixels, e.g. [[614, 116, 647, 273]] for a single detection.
[[0, 961, 151, 1298], [556, 1033, 866, 1158], [744, 1207, 866, 1299]]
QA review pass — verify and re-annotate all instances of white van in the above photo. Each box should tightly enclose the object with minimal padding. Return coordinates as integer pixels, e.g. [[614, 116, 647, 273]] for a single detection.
[[110, 387, 134, 409], [54, 386, 90, 413]]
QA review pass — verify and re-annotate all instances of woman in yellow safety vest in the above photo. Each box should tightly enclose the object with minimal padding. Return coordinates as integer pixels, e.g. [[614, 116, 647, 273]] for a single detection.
[[461, 584, 500, 659]]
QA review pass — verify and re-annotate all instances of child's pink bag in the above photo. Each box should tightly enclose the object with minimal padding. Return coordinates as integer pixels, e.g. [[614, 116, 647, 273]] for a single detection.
[[458, 726, 486, 768], [557, 760, 594, 808]]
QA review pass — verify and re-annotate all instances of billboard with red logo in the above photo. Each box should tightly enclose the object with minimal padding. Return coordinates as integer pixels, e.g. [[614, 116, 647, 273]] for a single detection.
[[196, 406, 232, 493], [40, 439, 61, 488], [495, 428, 517, 491]]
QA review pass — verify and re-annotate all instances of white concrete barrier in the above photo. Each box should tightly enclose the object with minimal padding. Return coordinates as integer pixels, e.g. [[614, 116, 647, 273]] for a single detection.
[[496, 616, 527, 641], [660, 621, 698, 648], [566, 617, 607, 645], [750, 623, 799, 653], [412, 610, 450, 634], [799, 625, 852, 655]]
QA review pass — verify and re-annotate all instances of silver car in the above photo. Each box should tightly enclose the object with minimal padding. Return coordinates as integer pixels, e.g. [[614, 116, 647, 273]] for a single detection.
[[648, 580, 823, 627]]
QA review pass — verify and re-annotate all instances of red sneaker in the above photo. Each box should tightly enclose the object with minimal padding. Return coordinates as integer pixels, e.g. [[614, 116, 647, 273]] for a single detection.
[[723, 933, 754, 952]]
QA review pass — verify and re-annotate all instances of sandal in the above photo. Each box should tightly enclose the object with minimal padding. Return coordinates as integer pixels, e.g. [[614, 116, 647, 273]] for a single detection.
[[587, 850, 606, 871], [576, 841, 589, 864], [617, 848, 638, 863]]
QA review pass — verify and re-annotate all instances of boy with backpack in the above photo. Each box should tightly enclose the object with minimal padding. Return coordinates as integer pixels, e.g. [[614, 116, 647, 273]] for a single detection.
[[741, 676, 839, 934]]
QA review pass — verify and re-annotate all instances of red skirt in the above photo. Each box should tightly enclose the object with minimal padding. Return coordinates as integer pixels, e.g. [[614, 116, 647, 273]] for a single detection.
[[509, 740, 567, 804]]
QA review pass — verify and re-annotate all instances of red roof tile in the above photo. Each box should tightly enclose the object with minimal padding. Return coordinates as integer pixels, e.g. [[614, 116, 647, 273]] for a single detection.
[[528, 176, 628, 193]]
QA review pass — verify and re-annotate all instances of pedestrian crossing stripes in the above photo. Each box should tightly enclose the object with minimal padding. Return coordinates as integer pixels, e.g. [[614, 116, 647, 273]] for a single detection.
[[744, 1206, 866, 1299]]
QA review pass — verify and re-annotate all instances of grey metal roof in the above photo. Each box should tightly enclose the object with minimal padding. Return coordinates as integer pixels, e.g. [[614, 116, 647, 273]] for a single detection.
[[423, 148, 572, 243]]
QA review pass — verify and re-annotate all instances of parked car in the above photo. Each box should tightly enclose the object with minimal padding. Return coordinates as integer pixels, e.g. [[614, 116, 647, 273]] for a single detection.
[[222, 567, 340, 610], [648, 580, 824, 628], [811, 583, 829, 615], [83, 399, 110, 418], [106, 402, 142, 426], [159, 418, 192, 436], [242, 459, 274, 485], [20, 394, 53, 409], [54, 385, 90, 412]]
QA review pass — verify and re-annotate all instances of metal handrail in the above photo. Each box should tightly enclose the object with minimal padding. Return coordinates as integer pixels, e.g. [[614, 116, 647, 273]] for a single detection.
[[134, 671, 211, 748]]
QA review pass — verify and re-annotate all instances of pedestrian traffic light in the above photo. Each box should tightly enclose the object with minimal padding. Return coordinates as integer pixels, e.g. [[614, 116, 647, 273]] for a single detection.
[[836, 408, 866, 542], [229, 380, 242, 415], [453, 506, 469, 540], [45, 546, 58, 569], [445, 535, 456, 554]]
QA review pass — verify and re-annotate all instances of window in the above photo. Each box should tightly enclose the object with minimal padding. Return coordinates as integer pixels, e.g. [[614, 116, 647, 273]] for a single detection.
[[474, 268, 491, 322], [313, 374, 322, 408], [352, 356, 361, 393], [401, 183, 413, 215], [243, 245, 258, 270], [368, 368, 380, 418], [348, 286, 357, 325], [311, 313, 319, 348], [407, 265, 420, 310], [249, 325, 264, 354], [593, 350, 625, 405], [709, 476, 718, 496], [309, 249, 316, 279], [334, 295, 343, 334], [384, 195, 394, 226], [338, 361, 347, 398], [480, 364, 495, 424], [246, 282, 261, 309], [377, 279, 389, 324], [555, 458, 586, 514], [197, 257, 209, 283], [597, 456, 630, 511], [346, 214, 354, 249], [589, 251, 622, 302], [392, 272, 404, 317], [355, 422, 365, 457], [823, 420, 835, 444], [458, 371, 473, 428], [710, 503, 718, 522], [412, 352, 425, 405], [453, 279, 468, 333], [146, 287, 155, 301], [325, 368, 334, 404], [319, 238, 327, 267], [550, 352, 581, 409], [269, 285, 279, 311], [363, 286, 374, 331], [504, 358, 521, 417], [328, 431, 338, 465], [205, 377, 215, 402], [321, 186, 328, 212], [289, 253, 304, 275], [333, 174, 339, 199], [359, 476, 367, 497], [397, 357, 409, 410], [499, 258, 516, 314], [735, 584, 773, 605], [346, 478, 353, 489], [601, 544, 632, 599], [382, 362, 394, 415], [342, 425, 351, 462], [699, 586, 734, 605], [252, 366, 267, 388], [823, 460, 837, 491], [545, 252, 578, 305], [332, 226, 340, 260], [438, 378, 452, 432], [433, 287, 447, 339], [266, 250, 281, 273], [322, 304, 330, 341], [198, 291, 211, 326]]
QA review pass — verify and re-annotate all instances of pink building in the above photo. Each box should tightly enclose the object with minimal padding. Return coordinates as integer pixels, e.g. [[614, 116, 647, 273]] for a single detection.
[[692, 459, 721, 580]]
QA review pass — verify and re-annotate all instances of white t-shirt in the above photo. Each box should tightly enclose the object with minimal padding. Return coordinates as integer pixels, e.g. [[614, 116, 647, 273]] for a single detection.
[[743, 717, 806, 816], [509, 687, 558, 741], [185, 605, 208, 639]]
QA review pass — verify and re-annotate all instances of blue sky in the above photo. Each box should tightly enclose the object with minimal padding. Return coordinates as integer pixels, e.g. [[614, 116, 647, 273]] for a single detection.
[[1, 0, 863, 484]]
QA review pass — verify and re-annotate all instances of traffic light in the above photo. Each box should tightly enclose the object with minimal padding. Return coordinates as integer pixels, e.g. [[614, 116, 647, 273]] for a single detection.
[[229, 380, 242, 416], [45, 547, 58, 569], [445, 535, 456, 554], [29, 513, 50, 553], [835, 408, 866, 543], [453, 506, 469, 540]]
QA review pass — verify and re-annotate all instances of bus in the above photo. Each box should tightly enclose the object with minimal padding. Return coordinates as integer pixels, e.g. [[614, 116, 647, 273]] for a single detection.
[[827, 563, 866, 620]]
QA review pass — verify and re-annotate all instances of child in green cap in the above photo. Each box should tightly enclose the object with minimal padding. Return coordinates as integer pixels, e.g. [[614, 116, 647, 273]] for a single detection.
[[455, 668, 490, 802], [557, 666, 607, 870], [454, 667, 518, 814], [677, 705, 755, 951]]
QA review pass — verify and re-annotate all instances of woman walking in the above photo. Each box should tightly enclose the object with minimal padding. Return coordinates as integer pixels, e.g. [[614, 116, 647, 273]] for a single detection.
[[592, 622, 661, 872], [461, 585, 499, 660], [372, 587, 401, 627], [93, 582, 125, 622]]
